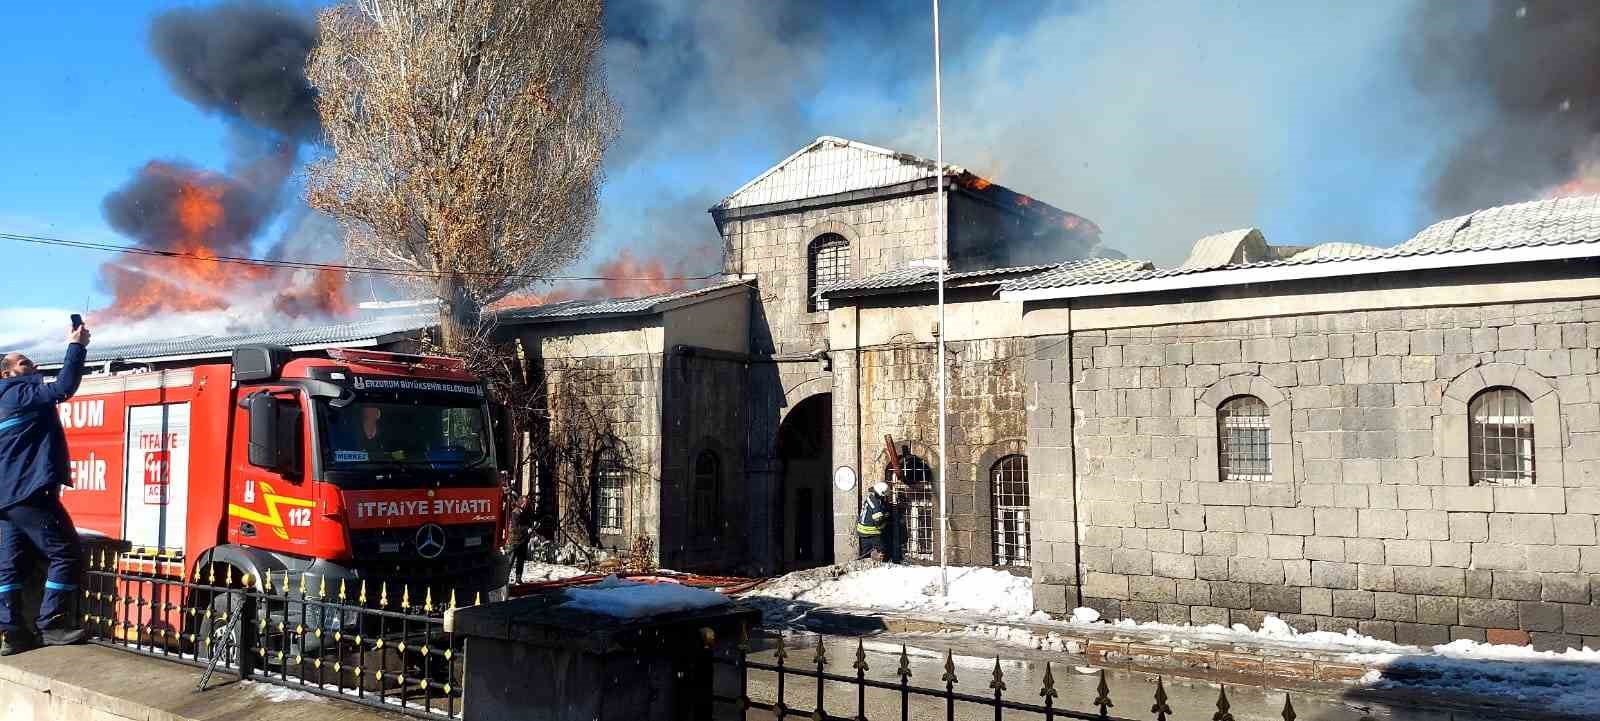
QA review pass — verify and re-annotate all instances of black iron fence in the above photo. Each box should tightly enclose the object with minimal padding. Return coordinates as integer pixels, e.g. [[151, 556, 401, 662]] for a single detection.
[[715, 631, 1301, 721], [79, 549, 467, 720]]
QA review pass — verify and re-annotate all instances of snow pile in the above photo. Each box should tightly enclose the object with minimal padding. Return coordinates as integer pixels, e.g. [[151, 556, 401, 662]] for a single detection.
[[560, 576, 731, 619], [517, 563, 589, 584], [242, 681, 321, 704], [747, 564, 1032, 618], [1350, 641, 1600, 718]]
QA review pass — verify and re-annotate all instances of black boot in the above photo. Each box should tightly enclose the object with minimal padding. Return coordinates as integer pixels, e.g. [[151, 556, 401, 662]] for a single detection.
[[1, 631, 38, 656]]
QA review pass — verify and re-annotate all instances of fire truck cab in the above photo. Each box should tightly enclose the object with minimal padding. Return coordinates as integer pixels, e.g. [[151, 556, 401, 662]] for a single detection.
[[60, 345, 508, 602]]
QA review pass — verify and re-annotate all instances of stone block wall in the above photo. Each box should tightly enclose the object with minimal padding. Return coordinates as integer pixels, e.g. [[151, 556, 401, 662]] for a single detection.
[[854, 336, 1029, 567], [1034, 299, 1600, 648], [535, 352, 663, 554]]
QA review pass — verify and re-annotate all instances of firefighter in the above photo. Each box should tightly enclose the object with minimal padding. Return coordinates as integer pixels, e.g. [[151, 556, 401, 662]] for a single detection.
[[506, 494, 534, 583], [856, 481, 890, 561], [0, 322, 91, 654]]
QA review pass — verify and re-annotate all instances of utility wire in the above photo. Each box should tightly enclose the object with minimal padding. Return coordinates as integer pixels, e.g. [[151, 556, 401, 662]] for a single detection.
[[0, 231, 722, 283]]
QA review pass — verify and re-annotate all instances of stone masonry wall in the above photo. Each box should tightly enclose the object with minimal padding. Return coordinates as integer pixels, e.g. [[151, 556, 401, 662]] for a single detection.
[[1038, 299, 1600, 649], [855, 337, 1029, 567], [537, 352, 663, 555]]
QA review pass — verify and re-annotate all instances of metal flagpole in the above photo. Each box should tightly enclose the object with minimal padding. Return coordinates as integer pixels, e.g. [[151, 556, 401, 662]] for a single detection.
[[932, 0, 949, 597]]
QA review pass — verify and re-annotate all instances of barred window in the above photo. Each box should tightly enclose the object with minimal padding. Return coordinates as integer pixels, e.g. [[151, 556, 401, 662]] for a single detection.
[[594, 449, 625, 535], [1469, 387, 1535, 485], [1218, 395, 1270, 482], [888, 454, 935, 561], [990, 455, 1030, 568], [693, 450, 721, 539], [808, 233, 850, 312]]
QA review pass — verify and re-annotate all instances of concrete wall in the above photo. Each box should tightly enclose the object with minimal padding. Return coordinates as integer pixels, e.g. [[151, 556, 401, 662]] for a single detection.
[[659, 350, 751, 573], [664, 289, 751, 355], [1030, 292, 1600, 648]]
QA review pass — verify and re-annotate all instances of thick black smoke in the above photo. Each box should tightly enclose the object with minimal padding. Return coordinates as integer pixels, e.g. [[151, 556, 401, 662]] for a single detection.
[[1413, 1, 1600, 216], [100, 155, 286, 254], [149, 1, 321, 141]]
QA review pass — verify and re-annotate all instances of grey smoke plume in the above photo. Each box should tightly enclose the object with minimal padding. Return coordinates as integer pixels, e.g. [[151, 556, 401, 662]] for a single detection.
[[148, 0, 321, 140], [599, 1, 1433, 266], [1411, 1, 1600, 217]]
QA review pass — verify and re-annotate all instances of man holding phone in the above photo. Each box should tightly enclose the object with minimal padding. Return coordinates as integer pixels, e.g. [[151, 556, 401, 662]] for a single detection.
[[0, 315, 92, 653]]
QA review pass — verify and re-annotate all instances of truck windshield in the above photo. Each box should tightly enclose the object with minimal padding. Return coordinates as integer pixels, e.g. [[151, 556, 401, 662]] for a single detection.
[[318, 399, 490, 469]]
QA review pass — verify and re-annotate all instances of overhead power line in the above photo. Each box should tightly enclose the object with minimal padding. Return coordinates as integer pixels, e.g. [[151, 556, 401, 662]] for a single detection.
[[0, 231, 722, 283]]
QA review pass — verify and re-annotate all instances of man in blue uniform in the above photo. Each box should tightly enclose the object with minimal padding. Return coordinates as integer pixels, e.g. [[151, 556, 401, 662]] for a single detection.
[[856, 481, 890, 561], [0, 323, 91, 653]]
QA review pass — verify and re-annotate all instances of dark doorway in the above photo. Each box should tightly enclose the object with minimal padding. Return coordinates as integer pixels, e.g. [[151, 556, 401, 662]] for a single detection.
[[777, 393, 833, 571]]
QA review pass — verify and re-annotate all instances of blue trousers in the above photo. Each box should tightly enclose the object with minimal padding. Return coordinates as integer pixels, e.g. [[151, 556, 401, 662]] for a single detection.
[[0, 489, 81, 632]]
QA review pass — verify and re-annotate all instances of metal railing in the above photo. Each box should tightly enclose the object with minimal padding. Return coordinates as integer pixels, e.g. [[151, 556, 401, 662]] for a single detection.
[[80, 549, 468, 720], [716, 631, 1301, 721]]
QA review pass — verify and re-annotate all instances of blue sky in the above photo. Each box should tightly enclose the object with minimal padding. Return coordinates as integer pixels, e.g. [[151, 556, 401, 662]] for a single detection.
[[0, 0, 1489, 343]]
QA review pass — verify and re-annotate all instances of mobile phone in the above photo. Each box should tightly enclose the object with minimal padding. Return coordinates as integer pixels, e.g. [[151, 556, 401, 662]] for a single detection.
[[70, 314, 83, 330]]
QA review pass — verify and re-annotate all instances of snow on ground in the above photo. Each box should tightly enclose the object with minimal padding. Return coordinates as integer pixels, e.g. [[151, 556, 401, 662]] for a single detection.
[[516, 562, 589, 584], [745, 563, 1032, 618], [241, 681, 321, 704], [560, 575, 731, 618]]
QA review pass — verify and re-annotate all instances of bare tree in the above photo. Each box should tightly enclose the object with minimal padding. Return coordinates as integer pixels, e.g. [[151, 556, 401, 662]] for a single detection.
[[306, 0, 616, 350]]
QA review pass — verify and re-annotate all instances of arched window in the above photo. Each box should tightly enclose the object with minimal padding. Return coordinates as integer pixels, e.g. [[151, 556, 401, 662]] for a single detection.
[[593, 449, 625, 535], [1218, 395, 1271, 482], [1469, 387, 1536, 485], [693, 450, 721, 539], [807, 233, 850, 312], [887, 453, 935, 561], [990, 455, 1030, 567]]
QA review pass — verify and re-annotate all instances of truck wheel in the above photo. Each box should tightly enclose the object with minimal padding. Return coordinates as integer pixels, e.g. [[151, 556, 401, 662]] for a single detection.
[[196, 589, 244, 666]]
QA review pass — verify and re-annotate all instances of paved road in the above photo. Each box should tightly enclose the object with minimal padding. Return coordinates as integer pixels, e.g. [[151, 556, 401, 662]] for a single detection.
[[731, 635, 1507, 721]]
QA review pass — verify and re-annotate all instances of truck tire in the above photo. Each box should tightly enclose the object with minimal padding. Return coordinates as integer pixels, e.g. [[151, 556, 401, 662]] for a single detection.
[[196, 588, 244, 666]]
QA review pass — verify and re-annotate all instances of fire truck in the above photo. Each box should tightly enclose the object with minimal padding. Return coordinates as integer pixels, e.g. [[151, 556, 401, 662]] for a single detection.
[[58, 345, 508, 618]]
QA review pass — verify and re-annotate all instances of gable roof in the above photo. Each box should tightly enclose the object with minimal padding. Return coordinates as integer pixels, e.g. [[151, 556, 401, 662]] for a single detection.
[[31, 312, 434, 369], [822, 258, 1152, 300], [1000, 194, 1600, 300], [713, 137, 943, 212], [495, 280, 752, 324]]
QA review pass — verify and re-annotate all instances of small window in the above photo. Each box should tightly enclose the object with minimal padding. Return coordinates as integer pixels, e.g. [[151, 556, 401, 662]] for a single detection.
[[593, 449, 625, 535], [693, 450, 721, 539], [888, 453, 935, 561], [1469, 387, 1535, 485], [990, 455, 1030, 568], [1218, 395, 1270, 482], [808, 233, 850, 312]]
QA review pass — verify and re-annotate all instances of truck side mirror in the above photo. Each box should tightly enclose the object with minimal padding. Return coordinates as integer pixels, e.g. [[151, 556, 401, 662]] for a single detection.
[[247, 392, 304, 478], [490, 403, 513, 472]]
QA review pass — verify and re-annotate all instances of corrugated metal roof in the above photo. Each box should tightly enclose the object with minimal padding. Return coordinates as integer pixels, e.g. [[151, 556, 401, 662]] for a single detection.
[[1290, 242, 1382, 260], [30, 312, 435, 368], [1179, 228, 1268, 269], [818, 263, 1065, 296], [495, 280, 750, 323], [713, 137, 945, 211], [1002, 194, 1600, 293]]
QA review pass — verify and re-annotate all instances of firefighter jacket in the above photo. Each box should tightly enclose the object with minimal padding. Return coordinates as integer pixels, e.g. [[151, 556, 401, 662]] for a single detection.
[[856, 491, 888, 537], [0, 343, 86, 508]]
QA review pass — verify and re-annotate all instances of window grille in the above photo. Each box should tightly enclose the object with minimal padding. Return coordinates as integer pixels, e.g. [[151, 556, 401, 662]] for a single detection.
[[1469, 387, 1536, 485], [1218, 395, 1271, 482], [808, 234, 850, 312], [990, 455, 1030, 567], [594, 449, 625, 535], [889, 455, 935, 560], [693, 450, 720, 538]]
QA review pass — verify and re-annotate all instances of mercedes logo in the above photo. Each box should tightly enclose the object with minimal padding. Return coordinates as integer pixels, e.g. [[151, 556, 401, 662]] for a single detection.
[[414, 523, 447, 559]]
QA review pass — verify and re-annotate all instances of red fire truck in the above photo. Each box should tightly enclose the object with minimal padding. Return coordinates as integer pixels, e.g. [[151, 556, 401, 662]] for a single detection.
[[59, 345, 508, 610]]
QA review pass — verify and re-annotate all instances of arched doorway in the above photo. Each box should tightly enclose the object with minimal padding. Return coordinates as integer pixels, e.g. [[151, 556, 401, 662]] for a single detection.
[[776, 393, 833, 571]]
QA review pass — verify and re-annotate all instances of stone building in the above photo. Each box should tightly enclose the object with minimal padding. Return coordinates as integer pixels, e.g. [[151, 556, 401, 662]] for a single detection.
[[1000, 198, 1600, 647]]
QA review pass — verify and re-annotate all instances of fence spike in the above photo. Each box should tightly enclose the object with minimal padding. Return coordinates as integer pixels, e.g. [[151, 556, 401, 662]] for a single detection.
[[854, 638, 869, 673], [380, 582, 390, 608], [474, 591, 483, 607], [225, 565, 234, 587], [897, 645, 911, 682], [941, 649, 958, 686], [989, 658, 1006, 693], [1093, 669, 1113, 717], [775, 634, 788, 662], [1281, 693, 1297, 721], [1152, 678, 1172, 721], [338, 578, 347, 603], [359, 579, 368, 605], [263, 571, 274, 593], [402, 585, 412, 611], [1039, 662, 1057, 701], [1213, 686, 1235, 721], [813, 637, 827, 668], [448, 589, 458, 611], [298, 572, 308, 596], [738, 622, 750, 654], [206, 564, 215, 585], [425, 587, 434, 613], [319, 574, 327, 599]]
